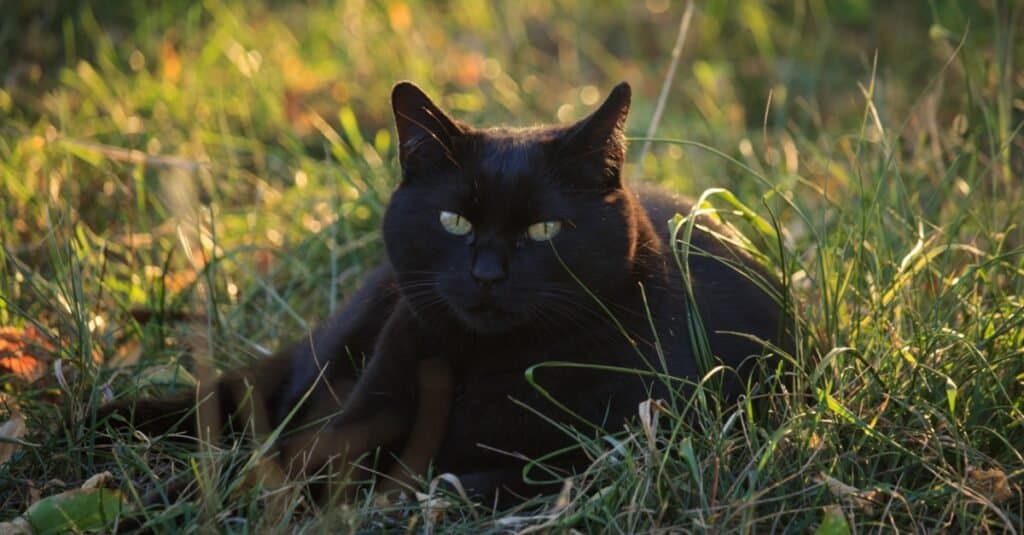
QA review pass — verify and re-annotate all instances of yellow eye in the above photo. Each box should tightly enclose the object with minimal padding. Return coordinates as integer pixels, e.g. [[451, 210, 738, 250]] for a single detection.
[[439, 210, 473, 236], [527, 220, 562, 241]]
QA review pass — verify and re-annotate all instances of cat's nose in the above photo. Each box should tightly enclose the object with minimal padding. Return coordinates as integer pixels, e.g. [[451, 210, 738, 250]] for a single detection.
[[471, 249, 507, 286]]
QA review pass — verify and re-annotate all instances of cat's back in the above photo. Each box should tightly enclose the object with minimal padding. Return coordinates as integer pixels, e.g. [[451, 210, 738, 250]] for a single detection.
[[630, 182, 693, 234], [631, 182, 787, 388]]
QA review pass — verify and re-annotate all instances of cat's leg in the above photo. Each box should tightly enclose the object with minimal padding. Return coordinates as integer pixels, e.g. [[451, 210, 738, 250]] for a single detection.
[[269, 262, 399, 428], [277, 302, 454, 499], [378, 356, 453, 493]]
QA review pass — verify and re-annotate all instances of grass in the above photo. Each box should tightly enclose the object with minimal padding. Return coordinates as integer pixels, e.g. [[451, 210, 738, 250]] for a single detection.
[[1, 0, 1022, 532]]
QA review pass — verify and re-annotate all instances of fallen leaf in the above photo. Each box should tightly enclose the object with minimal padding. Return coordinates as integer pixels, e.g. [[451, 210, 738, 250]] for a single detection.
[[966, 465, 1014, 504], [415, 472, 474, 533], [0, 325, 51, 382], [23, 488, 122, 534], [80, 471, 114, 491], [415, 490, 451, 528]]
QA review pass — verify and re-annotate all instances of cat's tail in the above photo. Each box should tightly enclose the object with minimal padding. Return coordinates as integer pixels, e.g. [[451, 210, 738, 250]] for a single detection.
[[97, 392, 200, 438]]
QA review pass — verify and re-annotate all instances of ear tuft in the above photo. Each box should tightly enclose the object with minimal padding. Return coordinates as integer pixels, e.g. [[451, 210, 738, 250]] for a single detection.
[[560, 82, 632, 186], [391, 81, 463, 173]]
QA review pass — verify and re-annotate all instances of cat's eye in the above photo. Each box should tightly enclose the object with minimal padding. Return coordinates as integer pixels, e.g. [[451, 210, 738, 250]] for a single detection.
[[527, 221, 562, 241], [439, 210, 473, 236]]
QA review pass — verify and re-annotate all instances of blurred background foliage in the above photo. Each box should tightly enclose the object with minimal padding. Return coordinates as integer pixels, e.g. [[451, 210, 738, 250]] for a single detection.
[[3, 1, 1015, 206], [0, 0, 1019, 361]]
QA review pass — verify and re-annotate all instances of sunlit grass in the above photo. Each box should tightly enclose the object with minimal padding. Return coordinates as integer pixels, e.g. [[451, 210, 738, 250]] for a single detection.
[[1, 0, 1022, 531]]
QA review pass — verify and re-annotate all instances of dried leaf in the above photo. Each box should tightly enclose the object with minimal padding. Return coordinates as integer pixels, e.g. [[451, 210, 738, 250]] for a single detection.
[[638, 399, 660, 453], [80, 471, 114, 491], [966, 466, 1014, 504], [413, 472, 476, 533], [415, 491, 451, 527], [0, 326, 51, 382], [554, 478, 574, 510]]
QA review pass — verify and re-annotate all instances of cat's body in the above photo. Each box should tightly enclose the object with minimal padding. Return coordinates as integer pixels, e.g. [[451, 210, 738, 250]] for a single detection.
[[104, 82, 787, 504]]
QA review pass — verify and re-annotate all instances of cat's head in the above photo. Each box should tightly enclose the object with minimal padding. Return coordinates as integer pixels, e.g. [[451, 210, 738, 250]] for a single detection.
[[382, 81, 650, 333]]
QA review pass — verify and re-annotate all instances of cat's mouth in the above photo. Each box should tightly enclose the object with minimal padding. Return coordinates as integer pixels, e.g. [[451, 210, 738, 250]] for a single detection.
[[434, 281, 527, 333], [455, 302, 521, 333]]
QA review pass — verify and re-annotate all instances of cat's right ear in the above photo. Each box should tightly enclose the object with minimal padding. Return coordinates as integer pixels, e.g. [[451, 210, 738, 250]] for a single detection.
[[391, 82, 464, 174], [559, 82, 631, 188]]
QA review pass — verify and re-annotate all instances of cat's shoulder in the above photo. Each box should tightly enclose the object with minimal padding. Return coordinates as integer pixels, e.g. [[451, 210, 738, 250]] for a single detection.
[[629, 181, 760, 265], [629, 182, 695, 231]]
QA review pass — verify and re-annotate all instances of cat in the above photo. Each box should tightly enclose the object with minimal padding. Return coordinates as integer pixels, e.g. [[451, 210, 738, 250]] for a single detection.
[[100, 80, 789, 506]]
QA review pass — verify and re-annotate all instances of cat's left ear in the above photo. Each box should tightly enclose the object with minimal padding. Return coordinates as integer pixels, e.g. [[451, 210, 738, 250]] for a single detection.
[[560, 82, 631, 186], [392, 81, 465, 175]]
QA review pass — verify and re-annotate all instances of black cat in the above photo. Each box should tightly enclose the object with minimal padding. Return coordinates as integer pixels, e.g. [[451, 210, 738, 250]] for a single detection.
[[103, 81, 788, 505]]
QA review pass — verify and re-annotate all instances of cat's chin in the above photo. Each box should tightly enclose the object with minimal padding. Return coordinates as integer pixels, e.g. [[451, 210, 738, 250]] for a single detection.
[[452, 304, 525, 334]]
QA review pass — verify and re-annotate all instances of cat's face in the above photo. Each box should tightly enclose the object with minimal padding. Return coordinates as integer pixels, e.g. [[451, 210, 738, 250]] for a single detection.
[[383, 82, 641, 333]]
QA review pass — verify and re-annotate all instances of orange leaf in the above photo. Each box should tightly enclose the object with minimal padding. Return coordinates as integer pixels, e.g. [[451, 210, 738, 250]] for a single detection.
[[0, 326, 50, 382]]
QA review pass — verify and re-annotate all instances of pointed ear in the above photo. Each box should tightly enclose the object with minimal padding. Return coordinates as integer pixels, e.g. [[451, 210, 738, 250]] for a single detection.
[[560, 82, 631, 186], [391, 81, 464, 174]]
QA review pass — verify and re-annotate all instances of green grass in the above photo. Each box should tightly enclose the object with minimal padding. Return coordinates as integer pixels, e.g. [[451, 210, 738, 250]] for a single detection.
[[2, 0, 1022, 532]]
